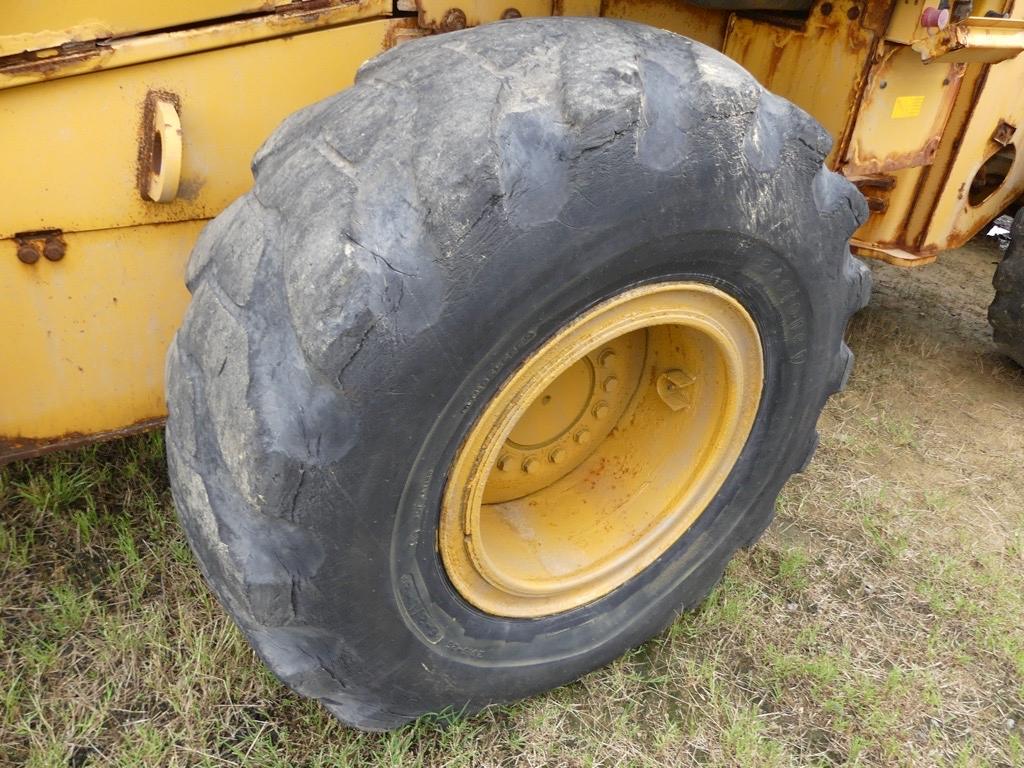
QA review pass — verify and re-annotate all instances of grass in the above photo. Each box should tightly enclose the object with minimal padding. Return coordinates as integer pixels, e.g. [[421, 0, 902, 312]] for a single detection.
[[2, 239, 1024, 766]]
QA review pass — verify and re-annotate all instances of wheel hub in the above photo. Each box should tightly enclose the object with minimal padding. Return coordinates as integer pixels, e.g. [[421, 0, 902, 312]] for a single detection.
[[440, 283, 764, 618], [483, 333, 645, 504]]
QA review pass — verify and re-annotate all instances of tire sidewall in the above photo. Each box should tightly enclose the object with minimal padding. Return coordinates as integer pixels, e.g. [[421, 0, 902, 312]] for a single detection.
[[379, 229, 821, 688]]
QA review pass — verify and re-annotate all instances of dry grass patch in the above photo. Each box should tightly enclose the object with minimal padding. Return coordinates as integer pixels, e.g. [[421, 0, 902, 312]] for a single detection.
[[2, 237, 1023, 766]]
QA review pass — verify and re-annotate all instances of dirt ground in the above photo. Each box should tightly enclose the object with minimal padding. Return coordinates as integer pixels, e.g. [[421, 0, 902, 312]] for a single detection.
[[1, 235, 1023, 767]]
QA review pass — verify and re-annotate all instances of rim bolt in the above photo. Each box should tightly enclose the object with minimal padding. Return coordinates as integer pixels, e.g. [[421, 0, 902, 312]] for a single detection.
[[598, 349, 616, 367], [496, 454, 513, 471], [603, 376, 619, 393], [592, 402, 609, 419], [574, 429, 591, 445], [549, 448, 567, 464], [522, 457, 540, 474]]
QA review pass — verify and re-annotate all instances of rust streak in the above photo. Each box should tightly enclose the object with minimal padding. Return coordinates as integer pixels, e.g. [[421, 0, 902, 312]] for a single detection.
[[0, 417, 165, 465]]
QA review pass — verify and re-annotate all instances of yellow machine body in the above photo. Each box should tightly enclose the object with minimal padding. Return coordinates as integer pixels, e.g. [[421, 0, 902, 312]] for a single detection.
[[1, 0, 1022, 460]]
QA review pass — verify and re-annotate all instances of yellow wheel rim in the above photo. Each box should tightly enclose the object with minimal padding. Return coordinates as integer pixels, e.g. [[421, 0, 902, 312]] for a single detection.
[[440, 283, 764, 618]]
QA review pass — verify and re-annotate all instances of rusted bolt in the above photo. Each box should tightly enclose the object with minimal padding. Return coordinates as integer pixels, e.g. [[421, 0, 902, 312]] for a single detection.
[[441, 8, 467, 31], [992, 120, 1016, 147], [847, 5, 861, 20], [16, 242, 40, 264], [43, 237, 65, 262], [501, 7, 522, 18], [820, 2, 833, 15]]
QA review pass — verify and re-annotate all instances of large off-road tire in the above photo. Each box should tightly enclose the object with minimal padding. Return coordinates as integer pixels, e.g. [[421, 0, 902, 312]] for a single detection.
[[165, 19, 870, 730], [989, 209, 1024, 367]]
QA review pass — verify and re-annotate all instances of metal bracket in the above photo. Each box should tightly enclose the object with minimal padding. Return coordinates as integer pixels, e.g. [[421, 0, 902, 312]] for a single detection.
[[912, 16, 1024, 64]]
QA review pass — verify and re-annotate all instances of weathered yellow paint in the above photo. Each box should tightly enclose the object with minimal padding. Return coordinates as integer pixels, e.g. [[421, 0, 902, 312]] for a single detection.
[[0, 0, 391, 91], [602, 0, 728, 51], [0, 222, 200, 443], [440, 283, 763, 617], [0, 0, 278, 57], [722, 0, 884, 167], [850, 0, 1023, 261], [922, 48, 1024, 252], [912, 15, 1024, 65], [416, 0, 557, 29], [2, 0, 1023, 458], [0, 16, 393, 240], [843, 45, 964, 176]]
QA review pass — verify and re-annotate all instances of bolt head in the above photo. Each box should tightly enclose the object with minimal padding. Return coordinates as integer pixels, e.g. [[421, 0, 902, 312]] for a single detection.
[[441, 7, 467, 31], [549, 448, 567, 464], [574, 429, 592, 445], [598, 349, 616, 367], [496, 454, 512, 471], [16, 243, 40, 264], [522, 457, 540, 474], [602, 376, 619, 393], [592, 402, 609, 419], [500, 7, 521, 18], [43, 238, 65, 262]]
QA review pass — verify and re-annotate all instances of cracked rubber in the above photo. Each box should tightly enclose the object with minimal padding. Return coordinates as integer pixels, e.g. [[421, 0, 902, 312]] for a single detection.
[[989, 209, 1024, 367], [165, 19, 871, 731]]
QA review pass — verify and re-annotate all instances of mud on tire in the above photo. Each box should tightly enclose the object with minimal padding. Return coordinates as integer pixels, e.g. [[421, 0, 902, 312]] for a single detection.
[[165, 19, 871, 730]]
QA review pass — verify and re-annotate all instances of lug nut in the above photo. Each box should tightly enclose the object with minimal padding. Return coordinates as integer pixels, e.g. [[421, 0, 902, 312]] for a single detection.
[[574, 429, 592, 445], [496, 454, 513, 471], [549, 448, 567, 464], [522, 457, 540, 474], [598, 349, 616, 367], [592, 402, 609, 419], [501, 7, 521, 18], [603, 376, 619, 393]]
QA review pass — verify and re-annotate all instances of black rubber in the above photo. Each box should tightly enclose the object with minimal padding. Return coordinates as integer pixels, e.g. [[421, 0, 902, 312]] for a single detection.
[[165, 19, 870, 730], [989, 209, 1024, 367]]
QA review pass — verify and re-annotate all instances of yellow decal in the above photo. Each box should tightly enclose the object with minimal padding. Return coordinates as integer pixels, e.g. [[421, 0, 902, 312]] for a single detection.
[[891, 95, 925, 119]]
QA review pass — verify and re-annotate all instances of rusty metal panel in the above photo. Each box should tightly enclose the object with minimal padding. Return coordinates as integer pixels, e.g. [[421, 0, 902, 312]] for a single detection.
[[415, 0, 558, 31], [850, 0, 1023, 261], [922, 50, 1024, 251], [0, 16, 393, 241], [0, 222, 201, 458], [602, 0, 729, 50], [884, 0, 928, 43], [843, 44, 964, 175], [0, 1, 392, 91], [0, 0, 281, 57], [723, 0, 887, 165]]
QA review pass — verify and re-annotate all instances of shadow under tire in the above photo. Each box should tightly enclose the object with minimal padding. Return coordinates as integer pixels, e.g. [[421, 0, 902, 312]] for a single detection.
[[165, 18, 870, 730], [989, 209, 1024, 368]]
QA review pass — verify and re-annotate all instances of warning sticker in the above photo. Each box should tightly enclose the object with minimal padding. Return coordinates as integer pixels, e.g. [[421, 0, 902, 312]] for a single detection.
[[891, 95, 926, 119]]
